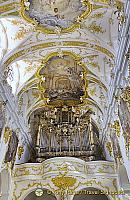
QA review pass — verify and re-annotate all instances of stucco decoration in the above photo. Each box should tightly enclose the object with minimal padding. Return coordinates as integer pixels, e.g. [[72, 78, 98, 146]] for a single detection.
[[13, 158, 120, 200], [20, 0, 92, 33]]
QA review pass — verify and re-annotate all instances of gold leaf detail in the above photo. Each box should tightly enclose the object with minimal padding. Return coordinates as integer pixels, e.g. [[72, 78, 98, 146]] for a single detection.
[[52, 176, 76, 190], [17, 146, 24, 160], [3, 127, 12, 144], [88, 21, 106, 34], [106, 142, 113, 156], [90, 12, 105, 19], [90, 87, 96, 96]]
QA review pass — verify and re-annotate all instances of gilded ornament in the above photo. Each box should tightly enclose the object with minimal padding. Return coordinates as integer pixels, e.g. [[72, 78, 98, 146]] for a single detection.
[[93, 0, 109, 4], [9, 19, 23, 26], [93, 5, 109, 10], [88, 21, 106, 34], [93, 0, 124, 8], [4, 41, 114, 70], [17, 146, 24, 160], [14, 26, 33, 40], [89, 87, 96, 96], [115, 0, 124, 11], [88, 61, 100, 71], [35, 188, 43, 197], [3, 127, 12, 144], [0, 3, 19, 15], [52, 176, 76, 190], [32, 91, 40, 99], [90, 12, 105, 19], [87, 55, 98, 60], [13, 160, 117, 200], [112, 120, 121, 137], [106, 142, 113, 156]]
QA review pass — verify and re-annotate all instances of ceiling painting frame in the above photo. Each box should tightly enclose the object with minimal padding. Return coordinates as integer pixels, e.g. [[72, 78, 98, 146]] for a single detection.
[[36, 51, 88, 107], [20, 0, 93, 34]]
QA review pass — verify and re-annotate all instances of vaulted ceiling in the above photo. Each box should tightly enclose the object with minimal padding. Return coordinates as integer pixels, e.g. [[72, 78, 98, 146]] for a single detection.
[[0, 0, 125, 139]]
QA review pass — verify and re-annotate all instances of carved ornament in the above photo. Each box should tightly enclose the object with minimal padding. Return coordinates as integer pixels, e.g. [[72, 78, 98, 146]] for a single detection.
[[106, 142, 113, 157], [3, 127, 12, 144], [52, 176, 76, 190], [17, 146, 24, 160]]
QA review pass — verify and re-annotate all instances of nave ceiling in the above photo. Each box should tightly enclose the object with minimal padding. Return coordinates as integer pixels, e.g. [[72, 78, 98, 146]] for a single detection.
[[1, 2, 130, 200], [0, 0, 125, 142]]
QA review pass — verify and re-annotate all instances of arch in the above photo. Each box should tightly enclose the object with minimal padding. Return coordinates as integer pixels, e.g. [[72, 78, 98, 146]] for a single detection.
[[24, 189, 57, 200], [73, 187, 114, 200], [17, 186, 57, 200]]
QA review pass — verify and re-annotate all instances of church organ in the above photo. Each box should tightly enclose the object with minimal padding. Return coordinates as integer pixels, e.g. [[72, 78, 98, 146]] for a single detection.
[[29, 107, 104, 162]]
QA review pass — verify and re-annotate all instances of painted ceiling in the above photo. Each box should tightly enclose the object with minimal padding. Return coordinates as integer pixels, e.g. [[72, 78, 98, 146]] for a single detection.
[[0, 0, 125, 135]]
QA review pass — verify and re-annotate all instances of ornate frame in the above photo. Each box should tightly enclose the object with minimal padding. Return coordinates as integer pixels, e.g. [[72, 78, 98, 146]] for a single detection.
[[35, 51, 88, 107], [20, 0, 93, 34]]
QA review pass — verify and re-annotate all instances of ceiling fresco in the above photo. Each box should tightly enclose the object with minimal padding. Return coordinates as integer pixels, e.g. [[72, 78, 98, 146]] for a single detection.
[[21, 0, 92, 33], [36, 52, 87, 107]]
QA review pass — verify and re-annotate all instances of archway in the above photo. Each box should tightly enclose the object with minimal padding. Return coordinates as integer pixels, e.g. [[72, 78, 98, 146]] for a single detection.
[[24, 189, 57, 200]]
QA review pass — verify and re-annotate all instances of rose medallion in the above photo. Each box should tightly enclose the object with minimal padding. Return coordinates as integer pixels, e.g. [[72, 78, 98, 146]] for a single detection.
[[20, 0, 92, 34]]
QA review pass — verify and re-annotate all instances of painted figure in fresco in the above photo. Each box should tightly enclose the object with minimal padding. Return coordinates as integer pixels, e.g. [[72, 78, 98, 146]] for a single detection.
[[42, 56, 85, 101], [28, 0, 85, 28]]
